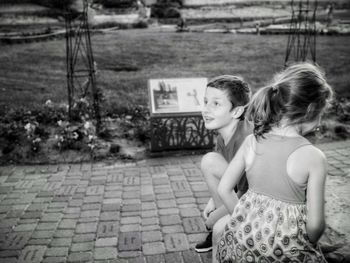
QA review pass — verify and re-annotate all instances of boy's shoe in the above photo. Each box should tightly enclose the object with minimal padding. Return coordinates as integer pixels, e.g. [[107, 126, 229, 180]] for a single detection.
[[194, 232, 213, 253]]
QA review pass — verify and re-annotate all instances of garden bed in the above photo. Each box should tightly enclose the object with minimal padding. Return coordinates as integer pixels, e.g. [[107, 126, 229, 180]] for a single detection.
[[0, 97, 349, 165], [0, 101, 150, 165]]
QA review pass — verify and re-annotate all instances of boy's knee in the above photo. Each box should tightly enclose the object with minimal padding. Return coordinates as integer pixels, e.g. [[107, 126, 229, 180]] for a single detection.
[[212, 224, 221, 243], [200, 152, 223, 172], [212, 215, 230, 245], [201, 152, 227, 180], [212, 222, 224, 244]]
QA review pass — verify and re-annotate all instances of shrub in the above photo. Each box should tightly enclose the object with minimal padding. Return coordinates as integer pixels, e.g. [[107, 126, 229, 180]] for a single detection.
[[151, 1, 182, 18], [0, 122, 23, 155], [134, 19, 149, 28], [94, 0, 135, 8], [325, 98, 350, 122], [117, 105, 150, 142]]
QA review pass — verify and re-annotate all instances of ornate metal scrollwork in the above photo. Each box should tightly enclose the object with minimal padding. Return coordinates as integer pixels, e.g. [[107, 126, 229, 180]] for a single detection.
[[150, 114, 215, 152]]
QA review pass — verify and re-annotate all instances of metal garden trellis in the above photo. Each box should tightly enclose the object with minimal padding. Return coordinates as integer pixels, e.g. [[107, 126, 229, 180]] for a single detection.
[[285, 0, 318, 66], [64, 0, 101, 132]]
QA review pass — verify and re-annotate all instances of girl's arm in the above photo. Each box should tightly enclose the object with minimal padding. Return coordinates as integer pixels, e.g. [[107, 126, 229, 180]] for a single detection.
[[306, 147, 327, 244], [206, 187, 240, 228], [217, 137, 249, 214]]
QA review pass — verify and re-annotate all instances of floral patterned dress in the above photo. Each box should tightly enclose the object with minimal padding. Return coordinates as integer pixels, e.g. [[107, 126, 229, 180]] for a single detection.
[[217, 135, 327, 263]]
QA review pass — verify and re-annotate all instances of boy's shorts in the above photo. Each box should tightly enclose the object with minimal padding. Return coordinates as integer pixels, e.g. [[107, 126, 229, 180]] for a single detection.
[[234, 175, 249, 195]]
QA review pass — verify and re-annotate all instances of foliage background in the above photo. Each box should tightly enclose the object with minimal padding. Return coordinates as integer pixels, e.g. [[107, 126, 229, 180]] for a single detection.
[[0, 32, 349, 112], [0, 3, 349, 163]]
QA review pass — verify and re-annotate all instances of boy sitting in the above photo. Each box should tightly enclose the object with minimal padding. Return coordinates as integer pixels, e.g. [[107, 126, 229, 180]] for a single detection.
[[195, 75, 253, 253]]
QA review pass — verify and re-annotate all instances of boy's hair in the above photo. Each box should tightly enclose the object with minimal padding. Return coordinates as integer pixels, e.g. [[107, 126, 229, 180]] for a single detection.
[[247, 62, 333, 138], [207, 75, 251, 109]]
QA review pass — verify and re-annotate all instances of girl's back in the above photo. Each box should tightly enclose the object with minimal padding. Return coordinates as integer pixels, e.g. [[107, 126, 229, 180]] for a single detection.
[[246, 133, 310, 203]]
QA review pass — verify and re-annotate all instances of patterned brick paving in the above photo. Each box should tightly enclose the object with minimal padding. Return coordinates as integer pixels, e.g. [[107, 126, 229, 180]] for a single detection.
[[0, 140, 349, 262]]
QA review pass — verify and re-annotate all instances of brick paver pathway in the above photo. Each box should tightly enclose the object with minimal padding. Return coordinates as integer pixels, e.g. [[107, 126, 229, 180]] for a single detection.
[[0, 140, 349, 263]]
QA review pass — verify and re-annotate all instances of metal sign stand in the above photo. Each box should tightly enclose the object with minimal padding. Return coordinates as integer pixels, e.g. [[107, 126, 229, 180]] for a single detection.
[[148, 78, 214, 152], [150, 113, 214, 152]]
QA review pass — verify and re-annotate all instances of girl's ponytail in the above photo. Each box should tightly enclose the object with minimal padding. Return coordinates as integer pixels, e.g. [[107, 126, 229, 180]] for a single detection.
[[247, 62, 333, 139], [247, 85, 286, 138]]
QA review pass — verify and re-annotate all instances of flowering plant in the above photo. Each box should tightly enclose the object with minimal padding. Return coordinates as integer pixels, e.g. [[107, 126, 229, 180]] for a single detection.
[[54, 119, 97, 151], [70, 98, 92, 122], [24, 121, 48, 152]]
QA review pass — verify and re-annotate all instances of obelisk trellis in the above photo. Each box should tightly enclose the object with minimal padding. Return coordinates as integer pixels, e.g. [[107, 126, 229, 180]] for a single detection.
[[64, 0, 101, 131], [285, 0, 318, 66]]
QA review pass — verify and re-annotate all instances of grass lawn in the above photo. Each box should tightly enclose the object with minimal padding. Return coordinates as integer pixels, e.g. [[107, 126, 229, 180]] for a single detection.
[[0, 30, 349, 112]]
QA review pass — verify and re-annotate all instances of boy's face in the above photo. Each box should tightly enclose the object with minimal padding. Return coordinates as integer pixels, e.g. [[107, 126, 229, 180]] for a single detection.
[[202, 86, 235, 130]]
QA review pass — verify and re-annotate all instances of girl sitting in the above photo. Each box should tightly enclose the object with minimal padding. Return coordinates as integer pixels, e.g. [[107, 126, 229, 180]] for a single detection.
[[216, 62, 333, 262]]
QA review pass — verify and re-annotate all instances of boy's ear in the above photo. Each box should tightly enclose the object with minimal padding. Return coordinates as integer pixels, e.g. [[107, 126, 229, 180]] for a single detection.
[[231, 106, 244, 118]]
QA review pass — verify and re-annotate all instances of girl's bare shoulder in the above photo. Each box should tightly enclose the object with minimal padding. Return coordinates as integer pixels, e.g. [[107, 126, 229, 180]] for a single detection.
[[291, 144, 327, 171]]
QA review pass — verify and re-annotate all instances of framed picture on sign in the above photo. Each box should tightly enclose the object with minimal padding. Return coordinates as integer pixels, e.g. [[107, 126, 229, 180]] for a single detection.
[[148, 78, 207, 115]]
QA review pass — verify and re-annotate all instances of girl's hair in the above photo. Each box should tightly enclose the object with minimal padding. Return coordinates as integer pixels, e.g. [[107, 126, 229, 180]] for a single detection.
[[247, 62, 333, 138]]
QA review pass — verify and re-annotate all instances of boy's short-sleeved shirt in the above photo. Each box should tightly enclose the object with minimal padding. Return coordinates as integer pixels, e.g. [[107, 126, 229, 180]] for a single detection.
[[215, 119, 253, 194]]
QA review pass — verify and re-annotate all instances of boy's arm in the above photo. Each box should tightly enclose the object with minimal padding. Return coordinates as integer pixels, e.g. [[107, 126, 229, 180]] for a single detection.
[[205, 205, 228, 228], [206, 188, 240, 229], [203, 198, 215, 220]]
